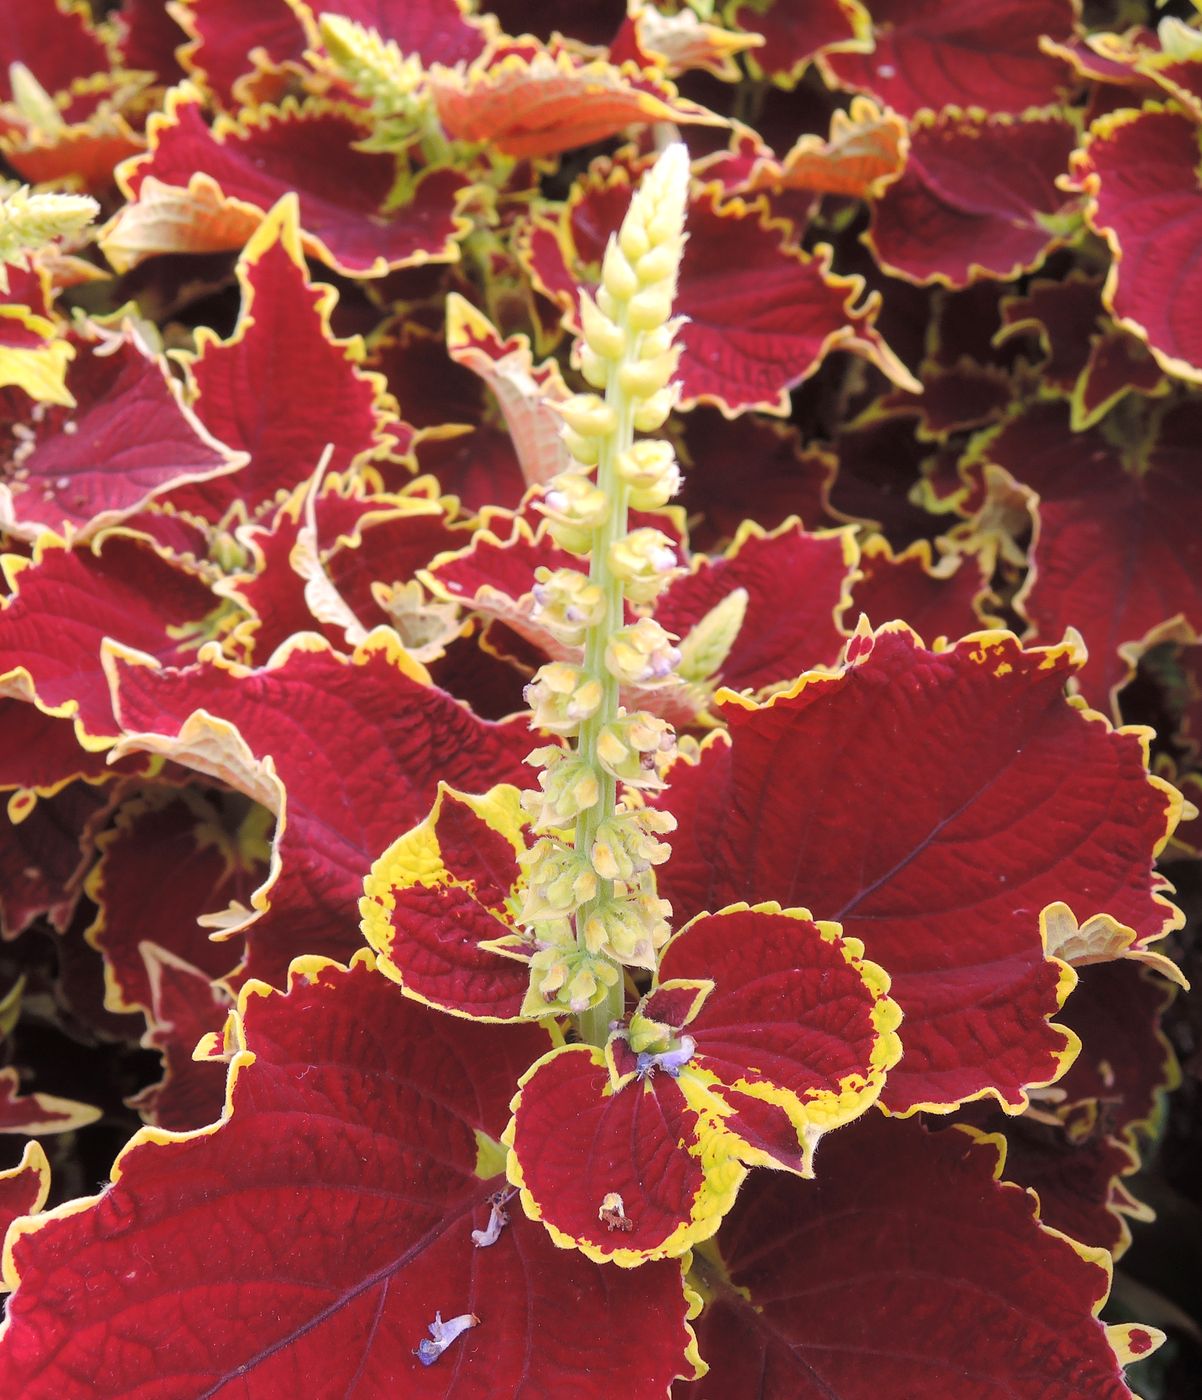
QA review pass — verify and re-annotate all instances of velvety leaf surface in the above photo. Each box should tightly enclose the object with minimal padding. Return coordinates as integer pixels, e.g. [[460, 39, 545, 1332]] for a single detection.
[[0, 956, 700, 1397], [1071, 104, 1202, 382], [109, 631, 533, 986], [0, 533, 218, 741], [821, 0, 1075, 116], [868, 111, 1079, 287], [0, 700, 135, 796], [658, 625, 1181, 1114], [0, 327, 244, 541], [685, 1114, 1139, 1398], [988, 1118, 1148, 1258], [982, 400, 1202, 711], [106, 91, 471, 277], [167, 198, 394, 522]]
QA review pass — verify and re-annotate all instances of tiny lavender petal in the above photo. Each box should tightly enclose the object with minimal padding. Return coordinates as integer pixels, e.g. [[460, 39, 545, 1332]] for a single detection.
[[415, 1311, 480, 1367]]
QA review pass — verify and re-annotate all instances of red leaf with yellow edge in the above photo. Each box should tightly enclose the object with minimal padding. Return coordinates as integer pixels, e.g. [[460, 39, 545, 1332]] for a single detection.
[[0, 1068, 100, 1137], [506, 903, 900, 1263], [362, 784, 533, 1021], [685, 1114, 1149, 1398], [980, 1115, 1150, 1258], [727, 0, 868, 88], [0, 325, 246, 542], [867, 110, 1081, 288], [1078, 24, 1202, 122], [657, 625, 1183, 1115], [172, 0, 308, 108], [523, 163, 914, 414], [83, 786, 268, 1014], [445, 293, 572, 490], [427, 41, 724, 160], [1053, 960, 1179, 1141], [0, 302, 74, 410], [367, 322, 529, 514], [507, 1040, 746, 1266], [302, 0, 491, 69], [126, 946, 233, 1132], [1069, 104, 1202, 383], [0, 1142, 49, 1242], [654, 520, 856, 698], [104, 87, 473, 278], [112, 0, 187, 85], [219, 476, 459, 658], [851, 536, 991, 644], [0, 532, 219, 743], [728, 96, 907, 200], [612, 2, 764, 83], [676, 409, 836, 552], [0, 781, 118, 940], [166, 198, 397, 523], [0, 700, 143, 797], [979, 400, 1202, 714], [0, 0, 112, 103], [820, 0, 1075, 117], [0, 955, 702, 1397], [107, 630, 533, 986], [0, 80, 145, 197]]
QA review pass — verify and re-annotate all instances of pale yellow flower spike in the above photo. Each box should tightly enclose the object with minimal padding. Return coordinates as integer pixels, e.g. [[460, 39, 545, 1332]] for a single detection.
[[519, 144, 691, 1041]]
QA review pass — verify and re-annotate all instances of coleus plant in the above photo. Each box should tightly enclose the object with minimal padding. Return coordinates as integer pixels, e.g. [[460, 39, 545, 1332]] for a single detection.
[[0, 1, 1197, 1396]]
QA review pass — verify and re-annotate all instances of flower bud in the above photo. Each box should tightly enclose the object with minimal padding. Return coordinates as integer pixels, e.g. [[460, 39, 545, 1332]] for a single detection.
[[616, 440, 680, 509], [608, 528, 679, 603], [632, 386, 676, 432], [618, 220, 651, 263], [635, 243, 678, 284], [601, 239, 639, 301], [617, 347, 680, 399], [519, 836, 598, 920], [557, 393, 617, 439], [522, 748, 601, 829], [595, 709, 675, 787], [578, 344, 610, 390], [581, 883, 672, 969], [536, 472, 610, 554], [591, 808, 673, 882], [561, 426, 601, 466], [523, 945, 621, 1016], [627, 287, 674, 333], [531, 566, 606, 646], [579, 291, 625, 362], [525, 662, 603, 735], [605, 617, 681, 687]]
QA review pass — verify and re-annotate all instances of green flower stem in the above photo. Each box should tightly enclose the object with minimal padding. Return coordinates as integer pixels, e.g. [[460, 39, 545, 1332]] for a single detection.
[[575, 319, 639, 1048]]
